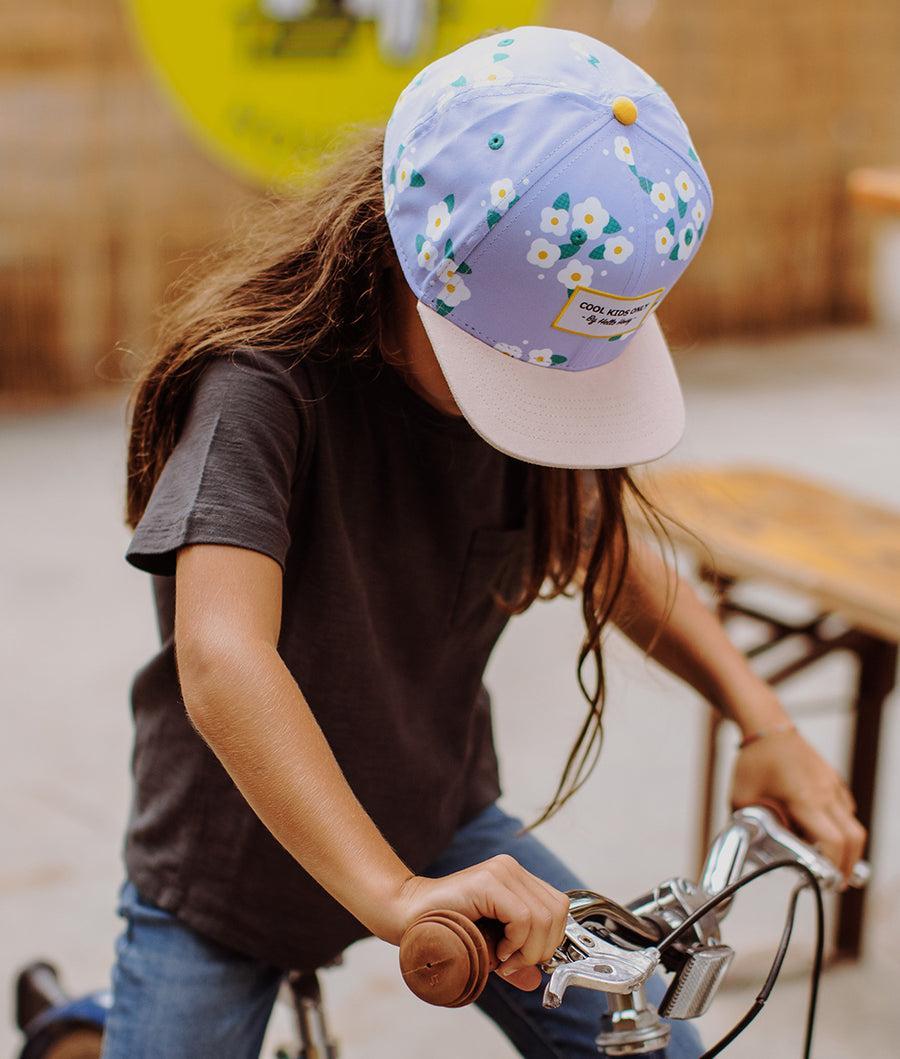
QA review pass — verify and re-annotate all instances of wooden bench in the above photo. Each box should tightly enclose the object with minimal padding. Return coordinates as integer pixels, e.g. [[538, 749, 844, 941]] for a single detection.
[[640, 464, 900, 959]]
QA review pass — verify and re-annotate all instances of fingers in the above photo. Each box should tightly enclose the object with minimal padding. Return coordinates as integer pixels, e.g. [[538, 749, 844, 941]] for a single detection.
[[476, 854, 569, 987], [789, 795, 868, 884], [826, 802, 867, 881]]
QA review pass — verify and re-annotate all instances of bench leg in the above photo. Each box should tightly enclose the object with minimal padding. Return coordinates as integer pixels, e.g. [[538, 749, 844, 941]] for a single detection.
[[835, 635, 897, 960]]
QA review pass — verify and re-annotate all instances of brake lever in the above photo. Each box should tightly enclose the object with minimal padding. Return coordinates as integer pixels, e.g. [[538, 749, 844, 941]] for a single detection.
[[542, 914, 660, 1008]]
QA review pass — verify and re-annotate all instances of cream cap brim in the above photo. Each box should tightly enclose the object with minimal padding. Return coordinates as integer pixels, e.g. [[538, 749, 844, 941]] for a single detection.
[[417, 302, 685, 469]]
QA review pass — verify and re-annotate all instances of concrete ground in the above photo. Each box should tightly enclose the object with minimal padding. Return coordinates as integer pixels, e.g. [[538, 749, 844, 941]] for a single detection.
[[2, 324, 898, 1057]]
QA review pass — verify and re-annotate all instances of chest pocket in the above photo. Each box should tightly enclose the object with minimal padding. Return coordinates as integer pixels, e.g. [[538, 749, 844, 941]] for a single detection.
[[448, 525, 531, 632]]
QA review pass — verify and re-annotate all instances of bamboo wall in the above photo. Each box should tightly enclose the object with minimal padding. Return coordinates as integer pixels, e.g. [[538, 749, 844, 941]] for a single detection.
[[1, 0, 898, 396]]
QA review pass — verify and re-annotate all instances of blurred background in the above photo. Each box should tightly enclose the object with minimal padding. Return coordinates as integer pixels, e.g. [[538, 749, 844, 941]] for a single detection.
[[2, 1, 899, 1056]]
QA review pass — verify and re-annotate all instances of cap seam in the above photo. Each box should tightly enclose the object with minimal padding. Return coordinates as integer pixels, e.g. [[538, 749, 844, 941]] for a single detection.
[[419, 108, 618, 304], [631, 96, 712, 198], [439, 119, 647, 352]]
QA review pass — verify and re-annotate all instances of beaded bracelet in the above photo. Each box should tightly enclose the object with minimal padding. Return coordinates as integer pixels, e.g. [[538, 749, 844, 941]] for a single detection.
[[738, 721, 797, 750]]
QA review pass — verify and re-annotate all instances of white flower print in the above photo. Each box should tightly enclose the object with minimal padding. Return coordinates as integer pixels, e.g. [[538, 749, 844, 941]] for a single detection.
[[437, 258, 458, 284], [495, 342, 523, 357], [691, 200, 706, 228], [557, 259, 594, 289], [490, 178, 516, 212], [440, 276, 471, 307], [385, 184, 395, 214], [654, 226, 674, 255], [674, 170, 696, 201], [473, 62, 514, 87], [425, 201, 451, 241], [650, 182, 676, 212], [604, 236, 634, 264], [527, 238, 561, 268], [614, 135, 635, 164], [540, 206, 569, 235], [395, 160, 413, 193], [417, 240, 438, 269], [677, 223, 696, 259], [571, 196, 610, 239], [570, 40, 600, 67], [527, 349, 556, 366]]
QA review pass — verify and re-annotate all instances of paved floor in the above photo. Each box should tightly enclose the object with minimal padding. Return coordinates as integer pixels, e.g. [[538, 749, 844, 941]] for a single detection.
[[2, 324, 898, 1057]]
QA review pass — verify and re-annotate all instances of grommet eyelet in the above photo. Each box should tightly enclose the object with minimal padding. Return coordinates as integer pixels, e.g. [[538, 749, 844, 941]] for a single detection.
[[488, 133, 505, 150], [612, 96, 638, 125]]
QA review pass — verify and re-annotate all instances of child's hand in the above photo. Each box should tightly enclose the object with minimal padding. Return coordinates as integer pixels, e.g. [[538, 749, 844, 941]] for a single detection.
[[387, 855, 570, 991]]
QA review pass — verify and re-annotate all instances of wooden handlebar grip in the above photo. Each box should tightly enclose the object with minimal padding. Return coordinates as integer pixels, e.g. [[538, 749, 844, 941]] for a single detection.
[[398, 910, 505, 1007]]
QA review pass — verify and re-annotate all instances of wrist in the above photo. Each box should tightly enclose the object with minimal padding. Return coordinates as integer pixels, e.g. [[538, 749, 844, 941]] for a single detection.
[[737, 720, 798, 751], [356, 867, 419, 946], [714, 681, 792, 740]]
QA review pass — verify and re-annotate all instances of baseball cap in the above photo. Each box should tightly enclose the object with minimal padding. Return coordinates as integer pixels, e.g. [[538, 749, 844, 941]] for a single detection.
[[382, 25, 712, 469]]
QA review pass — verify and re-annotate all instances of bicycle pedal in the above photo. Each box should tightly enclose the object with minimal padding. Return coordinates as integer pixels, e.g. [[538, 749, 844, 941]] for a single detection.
[[658, 944, 733, 1019]]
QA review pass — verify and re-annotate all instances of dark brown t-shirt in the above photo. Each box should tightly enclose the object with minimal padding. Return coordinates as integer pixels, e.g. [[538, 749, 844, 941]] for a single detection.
[[123, 346, 532, 971]]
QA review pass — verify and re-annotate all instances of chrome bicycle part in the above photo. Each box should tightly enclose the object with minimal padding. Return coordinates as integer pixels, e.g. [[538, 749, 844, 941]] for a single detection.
[[532, 804, 870, 1055]]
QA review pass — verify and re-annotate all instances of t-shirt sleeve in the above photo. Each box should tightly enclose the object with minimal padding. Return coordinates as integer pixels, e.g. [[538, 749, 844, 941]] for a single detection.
[[125, 348, 314, 577]]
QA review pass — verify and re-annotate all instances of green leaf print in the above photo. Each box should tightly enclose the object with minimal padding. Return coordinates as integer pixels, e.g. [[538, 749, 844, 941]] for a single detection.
[[677, 197, 687, 219], [443, 194, 455, 212], [436, 299, 454, 317], [410, 170, 425, 187], [451, 75, 467, 87], [493, 52, 510, 62], [389, 164, 396, 185], [444, 238, 454, 259], [397, 144, 405, 158], [669, 244, 680, 261], [497, 37, 515, 46], [550, 354, 567, 365], [507, 194, 520, 209], [697, 223, 705, 239], [486, 209, 502, 229], [602, 217, 621, 235], [688, 145, 699, 161], [456, 261, 472, 274], [558, 243, 580, 259], [666, 218, 676, 235], [552, 192, 570, 211], [415, 234, 425, 252], [609, 334, 622, 342], [638, 175, 653, 194], [566, 288, 575, 297], [588, 244, 606, 260]]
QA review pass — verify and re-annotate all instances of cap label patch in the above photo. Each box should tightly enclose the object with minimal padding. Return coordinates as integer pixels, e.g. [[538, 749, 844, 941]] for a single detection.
[[551, 285, 665, 339]]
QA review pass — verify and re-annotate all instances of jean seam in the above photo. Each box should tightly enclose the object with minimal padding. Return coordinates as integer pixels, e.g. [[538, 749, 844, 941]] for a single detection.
[[479, 975, 568, 1059]]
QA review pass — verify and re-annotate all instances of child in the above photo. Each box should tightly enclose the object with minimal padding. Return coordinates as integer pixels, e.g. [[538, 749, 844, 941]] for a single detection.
[[102, 26, 865, 1059]]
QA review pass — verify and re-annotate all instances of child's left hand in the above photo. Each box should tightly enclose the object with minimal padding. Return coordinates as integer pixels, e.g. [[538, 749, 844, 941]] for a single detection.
[[729, 728, 867, 884]]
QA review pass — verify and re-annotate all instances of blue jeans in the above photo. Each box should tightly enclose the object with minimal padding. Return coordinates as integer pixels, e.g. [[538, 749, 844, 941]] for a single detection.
[[100, 801, 704, 1058]]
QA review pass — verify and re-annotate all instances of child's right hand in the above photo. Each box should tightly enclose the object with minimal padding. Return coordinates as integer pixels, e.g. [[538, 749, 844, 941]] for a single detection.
[[385, 855, 570, 991]]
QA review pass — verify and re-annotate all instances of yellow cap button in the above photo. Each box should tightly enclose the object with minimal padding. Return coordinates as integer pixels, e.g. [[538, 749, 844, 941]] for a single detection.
[[612, 96, 638, 125]]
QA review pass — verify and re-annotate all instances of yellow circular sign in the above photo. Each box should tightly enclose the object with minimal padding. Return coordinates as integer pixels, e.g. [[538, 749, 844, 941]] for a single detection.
[[127, 0, 542, 188]]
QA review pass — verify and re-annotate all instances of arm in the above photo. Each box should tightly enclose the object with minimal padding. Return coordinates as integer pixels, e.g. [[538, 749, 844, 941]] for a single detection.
[[174, 542, 570, 985], [602, 534, 790, 737], [175, 542, 415, 943], [575, 533, 866, 880]]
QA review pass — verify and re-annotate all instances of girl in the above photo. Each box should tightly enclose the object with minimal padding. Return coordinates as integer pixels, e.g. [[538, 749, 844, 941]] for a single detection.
[[102, 26, 865, 1059]]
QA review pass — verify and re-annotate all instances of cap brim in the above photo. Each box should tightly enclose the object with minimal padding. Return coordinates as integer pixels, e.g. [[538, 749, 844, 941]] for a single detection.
[[417, 303, 686, 469]]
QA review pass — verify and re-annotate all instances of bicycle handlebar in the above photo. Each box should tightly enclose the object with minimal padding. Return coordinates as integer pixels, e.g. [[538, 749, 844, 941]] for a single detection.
[[398, 804, 869, 1017]]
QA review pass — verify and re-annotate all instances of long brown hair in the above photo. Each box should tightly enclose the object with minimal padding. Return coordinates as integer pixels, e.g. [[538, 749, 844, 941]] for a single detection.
[[125, 126, 675, 834]]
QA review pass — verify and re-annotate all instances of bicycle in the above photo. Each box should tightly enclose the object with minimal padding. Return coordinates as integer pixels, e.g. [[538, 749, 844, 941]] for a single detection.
[[14, 804, 867, 1058]]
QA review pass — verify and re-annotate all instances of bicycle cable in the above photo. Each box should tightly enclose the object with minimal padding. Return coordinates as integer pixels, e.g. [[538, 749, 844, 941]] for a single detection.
[[652, 859, 825, 1059]]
